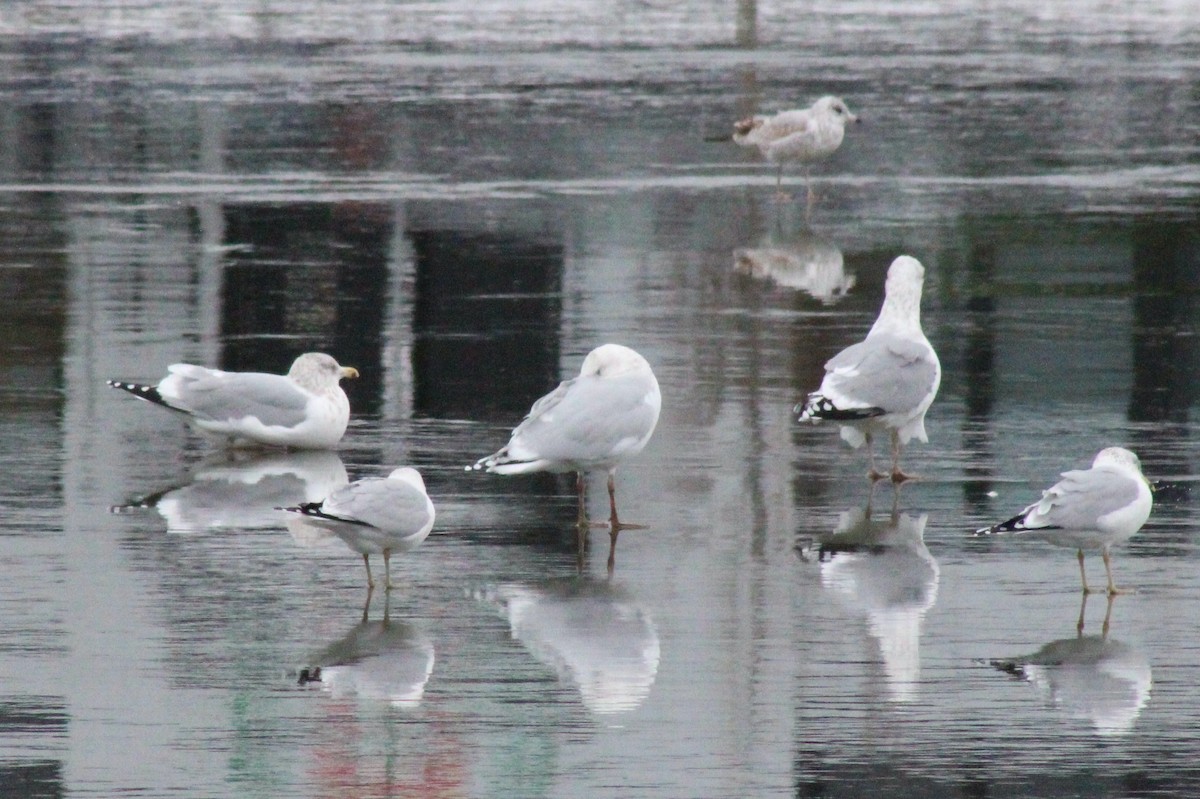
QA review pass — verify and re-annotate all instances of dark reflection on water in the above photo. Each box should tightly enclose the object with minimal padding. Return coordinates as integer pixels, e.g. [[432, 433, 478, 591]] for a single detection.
[[412, 229, 562, 419], [3, 2, 1200, 797]]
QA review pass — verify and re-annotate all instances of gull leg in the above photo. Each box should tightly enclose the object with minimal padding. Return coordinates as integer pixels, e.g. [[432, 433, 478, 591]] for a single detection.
[[804, 167, 815, 221], [773, 163, 790, 203], [576, 471, 589, 529], [1077, 548, 1091, 594], [608, 471, 620, 529], [383, 549, 394, 592], [866, 431, 885, 482], [603, 470, 647, 532], [575, 471, 590, 572], [1102, 545, 1134, 595], [363, 553, 375, 590], [890, 430, 915, 483]]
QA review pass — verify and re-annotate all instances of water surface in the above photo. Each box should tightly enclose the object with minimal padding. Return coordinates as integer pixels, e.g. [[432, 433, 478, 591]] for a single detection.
[[2, 2, 1200, 797]]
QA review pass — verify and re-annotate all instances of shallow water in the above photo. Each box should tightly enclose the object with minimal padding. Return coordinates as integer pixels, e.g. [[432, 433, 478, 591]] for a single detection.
[[3, 2, 1200, 797]]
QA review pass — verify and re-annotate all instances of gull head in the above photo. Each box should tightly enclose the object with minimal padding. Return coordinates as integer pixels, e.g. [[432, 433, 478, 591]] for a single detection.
[[288, 352, 359, 392], [387, 466, 428, 492], [885, 255, 926, 302], [813, 96, 860, 127], [579, 344, 653, 379], [1093, 447, 1143, 474]]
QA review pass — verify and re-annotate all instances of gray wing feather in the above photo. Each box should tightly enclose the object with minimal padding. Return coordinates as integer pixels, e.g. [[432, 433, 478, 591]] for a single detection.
[[511, 372, 657, 462], [175, 372, 311, 428], [324, 479, 432, 533], [823, 334, 937, 413], [1035, 468, 1142, 530]]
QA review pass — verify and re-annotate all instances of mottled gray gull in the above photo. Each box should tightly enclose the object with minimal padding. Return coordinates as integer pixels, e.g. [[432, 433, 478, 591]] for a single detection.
[[732, 95, 859, 206]]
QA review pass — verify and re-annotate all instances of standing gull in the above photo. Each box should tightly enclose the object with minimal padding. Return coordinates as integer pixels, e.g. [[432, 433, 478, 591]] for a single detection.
[[108, 352, 358, 450], [796, 255, 941, 481], [731, 95, 859, 208], [280, 467, 436, 591], [975, 447, 1153, 596], [470, 343, 661, 531]]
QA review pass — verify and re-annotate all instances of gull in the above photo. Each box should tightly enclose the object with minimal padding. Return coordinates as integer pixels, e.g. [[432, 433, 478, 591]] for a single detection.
[[975, 447, 1153, 596], [279, 467, 435, 591], [108, 352, 358, 449], [470, 343, 661, 531], [731, 95, 859, 208], [796, 255, 941, 481]]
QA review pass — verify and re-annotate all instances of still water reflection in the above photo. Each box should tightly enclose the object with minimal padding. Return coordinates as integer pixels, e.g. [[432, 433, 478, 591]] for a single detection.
[[3, 1, 1200, 797]]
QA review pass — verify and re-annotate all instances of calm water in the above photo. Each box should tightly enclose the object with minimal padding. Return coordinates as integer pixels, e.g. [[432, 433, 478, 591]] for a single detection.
[[3, 2, 1200, 797]]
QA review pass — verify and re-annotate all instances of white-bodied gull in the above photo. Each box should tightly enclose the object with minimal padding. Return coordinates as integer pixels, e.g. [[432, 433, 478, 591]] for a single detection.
[[975, 447, 1152, 595], [470, 343, 661, 530], [108, 352, 358, 449], [279, 467, 435, 591], [796, 255, 941, 481], [731, 95, 859, 207]]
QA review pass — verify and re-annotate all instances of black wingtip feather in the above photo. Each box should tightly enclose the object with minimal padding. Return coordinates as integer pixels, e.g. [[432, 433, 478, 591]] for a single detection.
[[796, 394, 886, 422], [107, 379, 172, 409]]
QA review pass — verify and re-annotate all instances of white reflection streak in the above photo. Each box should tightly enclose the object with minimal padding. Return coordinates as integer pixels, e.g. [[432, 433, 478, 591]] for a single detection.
[[116, 450, 349, 534], [818, 502, 939, 702], [305, 600, 435, 710], [481, 579, 660, 717], [733, 228, 853, 304]]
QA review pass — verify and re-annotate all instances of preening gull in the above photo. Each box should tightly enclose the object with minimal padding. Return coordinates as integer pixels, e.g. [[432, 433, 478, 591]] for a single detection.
[[975, 447, 1153, 596], [731, 95, 859, 206], [796, 255, 941, 481], [280, 467, 436, 591], [108, 352, 358, 450], [470, 343, 661, 530]]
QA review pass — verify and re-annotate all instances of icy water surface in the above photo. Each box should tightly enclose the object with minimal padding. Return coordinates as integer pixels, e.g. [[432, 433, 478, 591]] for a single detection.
[[2, 2, 1200, 797]]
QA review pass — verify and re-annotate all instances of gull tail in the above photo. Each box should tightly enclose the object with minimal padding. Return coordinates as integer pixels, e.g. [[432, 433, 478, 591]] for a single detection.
[[106, 379, 178, 411], [468, 447, 550, 475], [795, 393, 885, 423], [973, 510, 1060, 537]]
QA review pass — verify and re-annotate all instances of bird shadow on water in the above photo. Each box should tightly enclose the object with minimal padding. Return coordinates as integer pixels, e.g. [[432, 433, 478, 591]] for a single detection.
[[985, 593, 1152, 737]]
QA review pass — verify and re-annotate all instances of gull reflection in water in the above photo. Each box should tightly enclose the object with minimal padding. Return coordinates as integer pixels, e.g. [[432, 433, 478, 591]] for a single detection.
[[481, 577, 660, 717], [733, 228, 852, 304], [815, 492, 939, 702], [990, 594, 1151, 736], [113, 450, 349, 533], [300, 594, 435, 710]]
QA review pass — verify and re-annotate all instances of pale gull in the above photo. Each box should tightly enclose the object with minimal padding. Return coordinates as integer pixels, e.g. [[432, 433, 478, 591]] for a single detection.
[[279, 467, 436, 591], [796, 255, 941, 481], [108, 352, 358, 450], [975, 447, 1153, 595], [470, 343, 661, 530], [731, 95, 859, 208]]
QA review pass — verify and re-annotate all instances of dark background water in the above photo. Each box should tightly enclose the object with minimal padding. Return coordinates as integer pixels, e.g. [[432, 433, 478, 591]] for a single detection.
[[2, 2, 1200, 797]]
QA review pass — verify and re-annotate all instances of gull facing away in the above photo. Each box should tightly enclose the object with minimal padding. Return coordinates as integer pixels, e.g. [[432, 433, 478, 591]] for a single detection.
[[796, 255, 941, 481], [975, 448, 1153, 596], [108, 352, 359, 449], [731, 95, 859, 207], [280, 467, 436, 591], [470, 343, 662, 531]]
